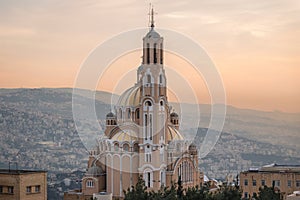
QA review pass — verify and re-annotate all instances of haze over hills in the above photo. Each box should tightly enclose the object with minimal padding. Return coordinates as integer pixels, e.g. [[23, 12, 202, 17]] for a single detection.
[[0, 88, 299, 179]]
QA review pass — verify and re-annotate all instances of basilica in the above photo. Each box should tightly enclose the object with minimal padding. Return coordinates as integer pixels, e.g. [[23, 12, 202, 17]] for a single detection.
[[69, 10, 203, 199]]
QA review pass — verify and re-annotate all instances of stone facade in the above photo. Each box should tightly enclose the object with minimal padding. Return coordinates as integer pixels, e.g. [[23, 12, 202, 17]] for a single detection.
[[65, 9, 203, 200], [0, 169, 47, 200], [240, 164, 300, 199]]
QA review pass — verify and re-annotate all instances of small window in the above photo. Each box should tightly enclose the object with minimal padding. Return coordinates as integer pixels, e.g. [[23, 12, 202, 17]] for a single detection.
[[244, 179, 248, 186], [261, 180, 265, 186], [26, 186, 31, 193], [114, 143, 119, 151], [253, 180, 257, 186], [86, 180, 94, 188], [273, 180, 280, 187], [288, 180, 292, 187], [8, 186, 14, 194], [147, 74, 151, 84], [296, 180, 300, 187], [244, 192, 248, 198], [123, 144, 129, 151], [147, 172, 151, 187], [0, 186, 3, 193], [35, 185, 40, 193]]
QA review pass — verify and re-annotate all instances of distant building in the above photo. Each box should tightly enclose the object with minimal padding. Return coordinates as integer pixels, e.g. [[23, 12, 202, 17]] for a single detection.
[[0, 169, 47, 200], [65, 8, 203, 200], [240, 164, 300, 199]]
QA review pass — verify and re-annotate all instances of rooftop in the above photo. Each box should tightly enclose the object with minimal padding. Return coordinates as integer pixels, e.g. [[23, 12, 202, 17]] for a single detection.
[[0, 169, 47, 175], [244, 164, 300, 173]]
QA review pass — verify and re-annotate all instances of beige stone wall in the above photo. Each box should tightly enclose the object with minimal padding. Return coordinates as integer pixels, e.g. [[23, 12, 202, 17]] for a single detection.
[[240, 171, 300, 198], [0, 171, 47, 200]]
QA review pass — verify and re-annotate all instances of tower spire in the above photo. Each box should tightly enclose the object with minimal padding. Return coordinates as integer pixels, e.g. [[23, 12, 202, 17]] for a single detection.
[[151, 6, 154, 28], [148, 4, 156, 28]]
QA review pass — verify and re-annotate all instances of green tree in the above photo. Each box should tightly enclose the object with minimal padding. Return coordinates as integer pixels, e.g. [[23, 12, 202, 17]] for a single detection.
[[257, 186, 283, 200], [124, 175, 149, 200], [212, 184, 242, 200]]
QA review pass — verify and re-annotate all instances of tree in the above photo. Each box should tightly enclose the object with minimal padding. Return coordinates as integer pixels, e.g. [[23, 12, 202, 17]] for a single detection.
[[257, 186, 283, 200], [212, 184, 242, 200], [124, 176, 149, 200]]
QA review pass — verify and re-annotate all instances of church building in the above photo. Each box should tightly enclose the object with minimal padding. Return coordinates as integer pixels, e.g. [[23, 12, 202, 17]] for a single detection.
[[65, 9, 203, 200]]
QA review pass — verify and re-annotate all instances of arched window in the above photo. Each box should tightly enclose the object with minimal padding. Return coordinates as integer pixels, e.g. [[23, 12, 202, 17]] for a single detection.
[[127, 109, 131, 119], [144, 170, 153, 188], [160, 43, 163, 64], [86, 180, 94, 187], [147, 74, 151, 84], [123, 143, 129, 152], [133, 143, 139, 152], [135, 108, 140, 119], [154, 43, 157, 64], [114, 143, 119, 151], [146, 43, 150, 64], [159, 74, 163, 84]]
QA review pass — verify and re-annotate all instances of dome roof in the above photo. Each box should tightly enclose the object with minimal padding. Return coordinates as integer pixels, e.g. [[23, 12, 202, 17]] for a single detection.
[[86, 166, 103, 176], [145, 28, 161, 39], [117, 86, 140, 107], [106, 112, 115, 118], [167, 126, 184, 140], [111, 129, 138, 142]]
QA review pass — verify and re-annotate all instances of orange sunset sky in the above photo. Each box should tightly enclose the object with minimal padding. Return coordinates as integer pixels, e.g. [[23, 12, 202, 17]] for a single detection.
[[0, 0, 299, 112]]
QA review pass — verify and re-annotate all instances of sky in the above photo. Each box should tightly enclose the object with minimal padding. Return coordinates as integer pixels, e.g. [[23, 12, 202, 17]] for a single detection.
[[0, 0, 299, 112]]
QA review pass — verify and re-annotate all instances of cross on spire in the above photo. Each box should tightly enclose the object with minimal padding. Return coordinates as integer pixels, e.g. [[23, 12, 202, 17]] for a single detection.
[[148, 4, 157, 28]]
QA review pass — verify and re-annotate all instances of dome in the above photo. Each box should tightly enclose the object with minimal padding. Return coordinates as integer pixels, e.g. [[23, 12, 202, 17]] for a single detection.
[[117, 86, 140, 107], [145, 28, 161, 39], [111, 129, 138, 142], [106, 112, 115, 118], [170, 112, 179, 118], [167, 126, 184, 140], [86, 166, 103, 176]]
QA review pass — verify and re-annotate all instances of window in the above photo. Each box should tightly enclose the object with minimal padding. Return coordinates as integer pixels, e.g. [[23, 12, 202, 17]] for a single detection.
[[145, 153, 152, 163], [288, 180, 292, 187], [35, 185, 40, 193], [0, 186, 2, 193], [123, 144, 129, 151], [154, 43, 157, 64], [244, 192, 248, 198], [261, 180, 265, 186], [114, 143, 119, 151], [147, 172, 151, 187], [147, 74, 151, 84], [160, 43, 163, 64], [144, 170, 153, 188], [252, 180, 257, 186], [127, 109, 131, 119], [146, 43, 150, 64], [244, 179, 248, 186], [26, 186, 31, 193], [8, 186, 14, 194], [296, 180, 300, 187], [135, 108, 140, 119], [86, 180, 94, 187], [273, 180, 280, 187]]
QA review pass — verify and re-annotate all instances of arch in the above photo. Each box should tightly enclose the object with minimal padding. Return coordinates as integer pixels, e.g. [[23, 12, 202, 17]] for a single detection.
[[133, 143, 139, 153], [143, 168, 153, 188], [123, 143, 130, 152], [114, 142, 119, 151], [135, 108, 140, 119]]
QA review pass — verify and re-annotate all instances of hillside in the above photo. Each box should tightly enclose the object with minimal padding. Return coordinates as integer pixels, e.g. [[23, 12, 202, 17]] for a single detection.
[[0, 88, 299, 179]]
